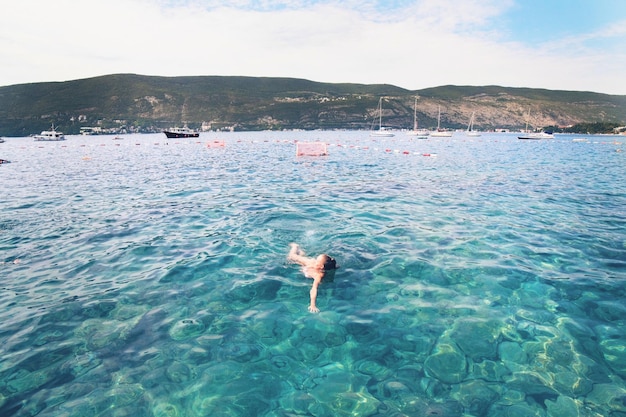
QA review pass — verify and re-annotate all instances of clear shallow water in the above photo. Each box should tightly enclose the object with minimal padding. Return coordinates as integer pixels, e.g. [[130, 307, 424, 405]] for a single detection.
[[1, 131, 625, 416]]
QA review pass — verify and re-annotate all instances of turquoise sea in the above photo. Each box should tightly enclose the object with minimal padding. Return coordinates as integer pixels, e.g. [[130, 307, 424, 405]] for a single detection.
[[1, 131, 625, 417]]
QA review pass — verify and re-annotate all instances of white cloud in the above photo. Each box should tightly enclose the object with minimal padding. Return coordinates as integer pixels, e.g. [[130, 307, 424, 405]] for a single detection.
[[0, 0, 624, 94]]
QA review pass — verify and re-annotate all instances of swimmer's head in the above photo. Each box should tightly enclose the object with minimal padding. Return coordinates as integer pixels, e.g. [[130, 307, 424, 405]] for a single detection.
[[318, 254, 338, 271]]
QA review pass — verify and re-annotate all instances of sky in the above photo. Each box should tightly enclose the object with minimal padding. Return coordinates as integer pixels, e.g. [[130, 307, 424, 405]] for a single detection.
[[1, 0, 625, 94]]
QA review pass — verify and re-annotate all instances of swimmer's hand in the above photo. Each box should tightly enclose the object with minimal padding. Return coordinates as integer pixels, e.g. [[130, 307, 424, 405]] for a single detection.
[[308, 305, 320, 313]]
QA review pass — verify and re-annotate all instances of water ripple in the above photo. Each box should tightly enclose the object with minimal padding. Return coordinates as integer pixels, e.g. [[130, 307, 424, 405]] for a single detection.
[[1, 132, 625, 416]]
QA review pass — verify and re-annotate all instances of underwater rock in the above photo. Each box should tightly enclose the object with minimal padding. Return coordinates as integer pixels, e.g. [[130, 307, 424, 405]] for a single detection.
[[516, 321, 559, 341], [405, 400, 463, 417], [229, 392, 272, 416], [504, 371, 558, 403], [498, 341, 528, 370], [553, 371, 592, 397], [332, 391, 380, 416], [489, 402, 546, 417], [191, 395, 243, 416], [165, 361, 193, 383], [593, 300, 626, 323], [355, 359, 393, 382], [219, 342, 262, 363], [278, 391, 316, 416], [140, 368, 165, 389], [545, 395, 579, 417], [453, 379, 500, 416], [394, 365, 423, 387], [5, 367, 56, 394], [308, 363, 370, 407], [586, 383, 626, 413], [515, 308, 556, 325], [61, 351, 102, 377], [205, 300, 233, 315], [424, 342, 468, 384], [153, 402, 180, 417], [599, 337, 626, 378], [296, 318, 347, 348], [345, 320, 378, 343], [381, 380, 411, 399], [80, 299, 118, 319], [270, 354, 300, 374], [558, 318, 602, 363], [183, 346, 211, 365], [168, 318, 205, 341], [108, 383, 145, 407], [226, 279, 282, 303], [389, 332, 434, 362], [513, 281, 558, 309], [450, 318, 501, 361], [471, 359, 512, 382], [111, 304, 148, 321], [202, 362, 243, 387], [544, 338, 575, 368], [499, 389, 526, 405]]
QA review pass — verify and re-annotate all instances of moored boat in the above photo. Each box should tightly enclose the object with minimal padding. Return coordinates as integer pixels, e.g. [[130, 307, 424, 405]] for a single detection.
[[518, 107, 553, 140], [33, 125, 65, 141], [430, 106, 453, 137], [370, 97, 395, 137], [406, 96, 429, 138], [518, 131, 554, 140], [466, 111, 481, 137], [163, 127, 199, 138]]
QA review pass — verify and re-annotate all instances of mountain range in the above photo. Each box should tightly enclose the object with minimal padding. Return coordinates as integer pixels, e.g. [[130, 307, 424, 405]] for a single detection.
[[0, 74, 625, 136]]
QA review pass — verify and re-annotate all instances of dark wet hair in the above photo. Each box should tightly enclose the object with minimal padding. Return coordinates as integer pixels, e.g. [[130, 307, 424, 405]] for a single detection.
[[323, 255, 338, 271]]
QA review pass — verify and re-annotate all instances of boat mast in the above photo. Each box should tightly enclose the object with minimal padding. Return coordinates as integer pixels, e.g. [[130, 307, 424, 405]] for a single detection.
[[437, 106, 441, 130], [413, 97, 418, 130]]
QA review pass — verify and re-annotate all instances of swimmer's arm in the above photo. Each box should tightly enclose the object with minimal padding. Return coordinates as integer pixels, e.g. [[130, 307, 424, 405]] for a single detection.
[[308, 276, 322, 313]]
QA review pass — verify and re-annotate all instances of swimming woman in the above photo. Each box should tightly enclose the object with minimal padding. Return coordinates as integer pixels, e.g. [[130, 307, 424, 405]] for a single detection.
[[287, 243, 338, 313]]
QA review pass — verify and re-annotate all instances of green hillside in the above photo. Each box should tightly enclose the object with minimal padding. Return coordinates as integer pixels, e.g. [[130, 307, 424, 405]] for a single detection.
[[0, 74, 624, 136]]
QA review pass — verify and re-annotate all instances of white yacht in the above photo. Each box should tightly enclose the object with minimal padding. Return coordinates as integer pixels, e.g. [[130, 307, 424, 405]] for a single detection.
[[34, 125, 65, 141]]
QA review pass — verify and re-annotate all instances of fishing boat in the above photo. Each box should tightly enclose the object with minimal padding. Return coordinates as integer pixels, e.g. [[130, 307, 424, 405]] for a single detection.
[[163, 126, 199, 138], [466, 111, 481, 137], [430, 106, 453, 137], [33, 124, 65, 141], [406, 96, 429, 138], [370, 97, 395, 137], [518, 107, 554, 140]]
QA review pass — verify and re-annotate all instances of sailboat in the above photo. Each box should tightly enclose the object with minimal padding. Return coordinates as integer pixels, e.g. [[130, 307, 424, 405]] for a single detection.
[[370, 97, 395, 137], [406, 96, 429, 138], [518, 107, 554, 140], [466, 111, 481, 137], [430, 105, 452, 137]]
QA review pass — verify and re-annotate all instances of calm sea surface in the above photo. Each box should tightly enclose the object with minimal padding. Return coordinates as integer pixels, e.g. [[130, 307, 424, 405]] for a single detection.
[[1, 131, 625, 416]]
